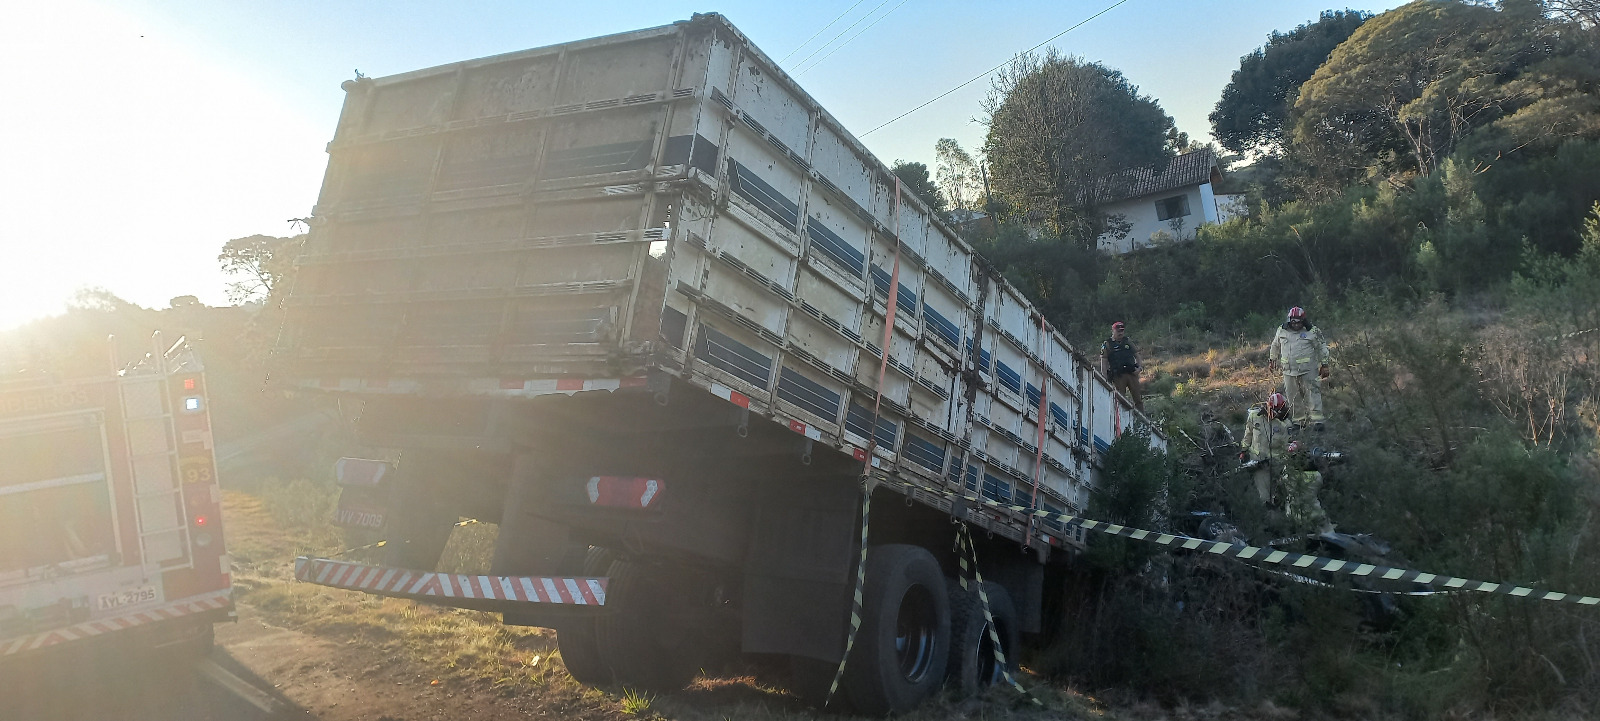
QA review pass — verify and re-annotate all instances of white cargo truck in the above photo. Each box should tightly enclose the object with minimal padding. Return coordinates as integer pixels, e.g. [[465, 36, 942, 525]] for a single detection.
[[284, 14, 1162, 712]]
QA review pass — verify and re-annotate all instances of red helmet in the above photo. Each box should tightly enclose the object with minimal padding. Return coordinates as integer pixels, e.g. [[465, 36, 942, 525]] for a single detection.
[[1267, 392, 1288, 417], [1287, 306, 1306, 322], [1112, 321, 1125, 332]]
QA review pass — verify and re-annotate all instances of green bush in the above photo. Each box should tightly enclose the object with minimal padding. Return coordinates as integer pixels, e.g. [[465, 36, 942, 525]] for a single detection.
[[259, 477, 338, 532]]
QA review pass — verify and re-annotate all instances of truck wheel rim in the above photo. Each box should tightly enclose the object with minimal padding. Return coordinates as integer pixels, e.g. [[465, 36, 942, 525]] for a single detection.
[[977, 619, 1002, 686], [894, 585, 938, 683]]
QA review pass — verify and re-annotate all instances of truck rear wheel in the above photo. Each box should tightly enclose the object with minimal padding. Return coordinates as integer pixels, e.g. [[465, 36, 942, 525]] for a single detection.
[[593, 559, 702, 692], [843, 544, 951, 715], [946, 581, 1020, 697], [556, 547, 615, 685]]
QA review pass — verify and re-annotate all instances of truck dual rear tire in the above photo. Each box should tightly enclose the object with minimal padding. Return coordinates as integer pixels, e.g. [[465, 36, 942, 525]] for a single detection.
[[946, 581, 1021, 697], [556, 547, 615, 686], [592, 559, 704, 692], [842, 544, 951, 715]]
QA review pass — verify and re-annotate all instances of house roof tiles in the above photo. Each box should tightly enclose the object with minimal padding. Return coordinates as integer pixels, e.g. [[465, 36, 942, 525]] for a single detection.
[[1096, 149, 1218, 205]]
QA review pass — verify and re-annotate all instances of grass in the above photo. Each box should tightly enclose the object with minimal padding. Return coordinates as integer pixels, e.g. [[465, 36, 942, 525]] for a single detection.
[[224, 489, 619, 709], [620, 688, 655, 715]]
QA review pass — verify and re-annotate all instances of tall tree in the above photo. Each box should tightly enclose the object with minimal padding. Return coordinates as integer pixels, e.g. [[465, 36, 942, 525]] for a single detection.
[[1290, 0, 1600, 189], [1209, 10, 1369, 155], [933, 138, 981, 212], [890, 160, 948, 219], [1547, 0, 1600, 27], [983, 49, 1176, 245], [219, 234, 304, 304]]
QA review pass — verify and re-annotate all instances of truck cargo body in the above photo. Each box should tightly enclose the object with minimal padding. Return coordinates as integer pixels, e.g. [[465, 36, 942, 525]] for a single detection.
[[282, 14, 1162, 711], [0, 340, 232, 661]]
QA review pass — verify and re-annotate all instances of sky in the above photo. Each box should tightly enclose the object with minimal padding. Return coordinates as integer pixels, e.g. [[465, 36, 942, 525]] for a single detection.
[[0, 0, 1409, 331]]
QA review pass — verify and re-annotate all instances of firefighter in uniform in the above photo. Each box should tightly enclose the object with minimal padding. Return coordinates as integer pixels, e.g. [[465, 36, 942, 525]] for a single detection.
[[1099, 321, 1143, 411], [1268, 306, 1331, 431], [1282, 441, 1335, 535], [1240, 392, 1290, 504]]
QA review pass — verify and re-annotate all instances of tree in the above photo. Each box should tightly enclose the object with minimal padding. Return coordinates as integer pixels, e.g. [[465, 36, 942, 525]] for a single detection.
[[1547, 0, 1600, 27], [890, 160, 947, 219], [983, 50, 1176, 245], [219, 234, 304, 304], [1289, 1, 1599, 185], [1209, 10, 1369, 155], [933, 138, 981, 212], [68, 287, 142, 313]]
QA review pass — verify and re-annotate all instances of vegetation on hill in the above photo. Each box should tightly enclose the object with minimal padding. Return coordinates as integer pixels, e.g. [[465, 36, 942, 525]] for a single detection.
[[955, 1, 1600, 715]]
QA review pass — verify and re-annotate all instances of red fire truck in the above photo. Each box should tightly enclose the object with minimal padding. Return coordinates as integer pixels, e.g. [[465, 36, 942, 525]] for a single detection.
[[0, 335, 232, 661]]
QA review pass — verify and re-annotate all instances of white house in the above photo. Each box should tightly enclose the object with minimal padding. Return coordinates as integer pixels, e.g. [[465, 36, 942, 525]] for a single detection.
[[1094, 149, 1245, 254]]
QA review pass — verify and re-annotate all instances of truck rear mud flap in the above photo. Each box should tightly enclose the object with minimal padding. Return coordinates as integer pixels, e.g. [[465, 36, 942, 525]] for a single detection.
[[293, 557, 609, 614]]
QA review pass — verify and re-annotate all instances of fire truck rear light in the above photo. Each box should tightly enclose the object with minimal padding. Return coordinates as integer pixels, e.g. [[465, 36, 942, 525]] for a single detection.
[[194, 531, 214, 547], [184, 397, 202, 412], [193, 514, 209, 527], [183, 378, 196, 390], [585, 477, 663, 509]]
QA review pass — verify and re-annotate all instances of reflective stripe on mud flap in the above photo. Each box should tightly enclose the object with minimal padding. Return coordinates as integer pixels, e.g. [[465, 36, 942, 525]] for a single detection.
[[293, 557, 609, 606]]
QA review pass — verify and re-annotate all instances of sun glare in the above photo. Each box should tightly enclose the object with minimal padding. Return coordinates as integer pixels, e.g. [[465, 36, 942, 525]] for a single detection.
[[0, 0, 328, 330]]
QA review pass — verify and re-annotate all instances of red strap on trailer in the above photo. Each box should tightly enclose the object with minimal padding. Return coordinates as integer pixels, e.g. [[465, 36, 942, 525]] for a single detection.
[[864, 178, 903, 473], [831, 179, 902, 707], [1025, 313, 1050, 544]]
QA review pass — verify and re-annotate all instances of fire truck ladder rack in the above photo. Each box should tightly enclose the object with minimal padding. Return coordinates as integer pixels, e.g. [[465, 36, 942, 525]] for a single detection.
[[119, 333, 194, 572]]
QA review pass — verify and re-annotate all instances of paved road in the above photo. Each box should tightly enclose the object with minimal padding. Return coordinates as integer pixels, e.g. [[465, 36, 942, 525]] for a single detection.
[[3, 640, 306, 721]]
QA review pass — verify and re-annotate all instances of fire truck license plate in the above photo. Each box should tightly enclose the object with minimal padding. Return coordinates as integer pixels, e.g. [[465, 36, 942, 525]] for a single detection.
[[98, 586, 158, 611]]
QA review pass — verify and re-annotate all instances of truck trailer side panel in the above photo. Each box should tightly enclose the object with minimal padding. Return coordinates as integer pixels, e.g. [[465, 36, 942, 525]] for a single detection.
[[280, 15, 1162, 554]]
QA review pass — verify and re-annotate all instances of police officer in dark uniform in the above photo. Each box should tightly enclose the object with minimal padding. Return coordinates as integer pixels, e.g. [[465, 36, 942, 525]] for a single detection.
[[1099, 321, 1143, 411]]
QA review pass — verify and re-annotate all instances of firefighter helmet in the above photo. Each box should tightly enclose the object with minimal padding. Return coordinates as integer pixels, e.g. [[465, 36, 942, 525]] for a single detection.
[[1267, 392, 1289, 419]]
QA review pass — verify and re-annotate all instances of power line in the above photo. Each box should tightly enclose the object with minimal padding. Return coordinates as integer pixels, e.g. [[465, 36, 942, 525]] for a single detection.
[[780, 0, 870, 63], [788, 0, 895, 72], [796, 0, 915, 76], [858, 0, 1135, 138]]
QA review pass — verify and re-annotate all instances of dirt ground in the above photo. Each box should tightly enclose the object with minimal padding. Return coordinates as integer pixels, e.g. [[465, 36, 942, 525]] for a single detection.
[[216, 614, 607, 721]]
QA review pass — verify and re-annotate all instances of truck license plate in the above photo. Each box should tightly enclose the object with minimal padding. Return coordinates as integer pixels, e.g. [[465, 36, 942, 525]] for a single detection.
[[335, 506, 386, 529], [97, 586, 158, 611]]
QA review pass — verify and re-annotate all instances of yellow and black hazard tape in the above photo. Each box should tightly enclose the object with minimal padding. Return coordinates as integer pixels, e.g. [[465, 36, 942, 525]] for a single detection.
[[956, 524, 1044, 706], [826, 484, 873, 705], [329, 518, 481, 559], [1257, 565, 1460, 596], [882, 479, 1600, 607]]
